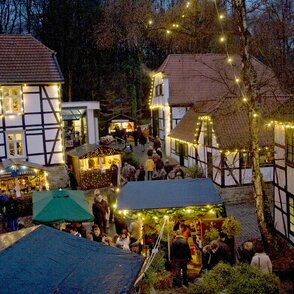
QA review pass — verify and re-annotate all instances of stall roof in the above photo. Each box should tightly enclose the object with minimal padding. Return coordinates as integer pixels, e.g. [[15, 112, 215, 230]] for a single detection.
[[0, 225, 144, 294], [0, 158, 48, 170], [106, 113, 138, 123], [61, 107, 86, 121], [67, 144, 121, 159], [117, 178, 222, 210]]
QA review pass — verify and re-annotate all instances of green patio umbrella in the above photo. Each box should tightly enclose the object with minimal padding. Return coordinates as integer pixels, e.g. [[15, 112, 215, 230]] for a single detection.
[[32, 189, 94, 224]]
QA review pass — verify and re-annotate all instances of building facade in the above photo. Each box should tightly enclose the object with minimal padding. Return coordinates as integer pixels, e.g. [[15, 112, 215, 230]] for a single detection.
[[151, 54, 287, 187], [0, 34, 66, 191]]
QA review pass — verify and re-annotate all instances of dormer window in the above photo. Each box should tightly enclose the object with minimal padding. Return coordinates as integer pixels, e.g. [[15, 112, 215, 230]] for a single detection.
[[2, 86, 22, 114]]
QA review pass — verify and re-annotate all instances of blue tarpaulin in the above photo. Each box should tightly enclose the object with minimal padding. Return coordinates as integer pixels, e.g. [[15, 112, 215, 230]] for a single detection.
[[117, 178, 222, 210], [0, 226, 144, 294]]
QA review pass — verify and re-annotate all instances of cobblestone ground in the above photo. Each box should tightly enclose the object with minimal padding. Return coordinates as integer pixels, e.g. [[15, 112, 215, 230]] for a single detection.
[[224, 201, 261, 246]]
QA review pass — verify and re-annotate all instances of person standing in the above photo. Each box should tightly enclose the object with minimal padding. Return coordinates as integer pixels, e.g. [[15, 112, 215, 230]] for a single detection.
[[92, 190, 109, 235], [139, 133, 147, 152], [136, 164, 146, 181], [5, 196, 19, 232], [145, 157, 155, 180], [171, 230, 192, 287], [250, 243, 272, 273], [153, 136, 161, 150], [109, 161, 119, 187], [133, 128, 139, 146]]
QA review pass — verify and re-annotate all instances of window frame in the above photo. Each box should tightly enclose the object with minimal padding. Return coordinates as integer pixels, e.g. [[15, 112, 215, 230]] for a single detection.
[[289, 195, 294, 235], [203, 121, 212, 146], [155, 84, 163, 97], [1, 86, 22, 114], [6, 130, 26, 158], [286, 129, 294, 165], [240, 150, 274, 168]]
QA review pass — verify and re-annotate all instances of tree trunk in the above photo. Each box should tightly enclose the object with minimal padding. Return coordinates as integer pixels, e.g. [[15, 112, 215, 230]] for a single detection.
[[232, 0, 275, 250]]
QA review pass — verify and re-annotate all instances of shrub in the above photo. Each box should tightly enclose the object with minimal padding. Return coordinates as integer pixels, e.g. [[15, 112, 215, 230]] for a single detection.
[[183, 165, 205, 178], [203, 227, 219, 246], [221, 216, 241, 238], [121, 152, 140, 169], [188, 263, 280, 294]]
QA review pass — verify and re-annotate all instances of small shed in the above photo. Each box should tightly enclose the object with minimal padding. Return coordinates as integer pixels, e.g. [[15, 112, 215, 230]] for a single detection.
[[67, 144, 122, 189], [0, 225, 144, 294], [107, 114, 138, 134]]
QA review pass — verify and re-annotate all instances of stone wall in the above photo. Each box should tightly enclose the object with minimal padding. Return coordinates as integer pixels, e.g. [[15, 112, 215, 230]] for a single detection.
[[217, 183, 274, 206], [47, 165, 69, 189]]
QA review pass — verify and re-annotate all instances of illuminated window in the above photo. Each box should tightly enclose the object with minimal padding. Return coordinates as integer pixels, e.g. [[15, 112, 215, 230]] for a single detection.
[[286, 129, 294, 164], [2, 86, 22, 114], [6, 131, 25, 158], [240, 150, 274, 167]]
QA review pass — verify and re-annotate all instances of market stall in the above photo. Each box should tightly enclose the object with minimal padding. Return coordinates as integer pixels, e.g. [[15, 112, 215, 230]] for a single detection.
[[66, 144, 122, 190], [0, 159, 48, 197], [117, 178, 225, 269], [107, 114, 138, 135]]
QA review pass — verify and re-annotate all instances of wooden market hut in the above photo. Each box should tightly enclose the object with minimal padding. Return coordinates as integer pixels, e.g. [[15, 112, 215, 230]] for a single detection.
[[66, 144, 122, 190], [0, 159, 48, 196], [117, 178, 225, 268], [106, 114, 138, 135]]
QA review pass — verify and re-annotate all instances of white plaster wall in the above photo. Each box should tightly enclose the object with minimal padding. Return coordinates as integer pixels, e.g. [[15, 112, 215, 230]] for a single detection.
[[24, 114, 42, 126], [45, 129, 60, 140], [5, 116, 22, 127], [275, 167, 286, 188], [275, 146, 285, 168], [50, 153, 64, 164], [23, 93, 41, 113], [274, 186, 287, 212], [44, 113, 60, 123], [275, 125, 285, 145], [287, 166, 294, 195], [43, 85, 59, 99], [46, 140, 62, 152], [42, 96, 60, 113], [0, 133, 4, 144], [274, 209, 287, 236], [172, 107, 186, 120], [28, 154, 45, 165], [26, 135, 44, 154], [261, 166, 273, 182]]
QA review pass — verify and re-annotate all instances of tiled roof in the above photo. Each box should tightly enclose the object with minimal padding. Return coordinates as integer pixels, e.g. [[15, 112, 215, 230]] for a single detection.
[[169, 100, 218, 143], [0, 34, 64, 83], [267, 98, 294, 123], [157, 54, 285, 106], [169, 97, 287, 149]]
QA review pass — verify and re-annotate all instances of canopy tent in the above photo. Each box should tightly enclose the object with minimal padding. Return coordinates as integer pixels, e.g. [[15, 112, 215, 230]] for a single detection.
[[0, 226, 144, 294], [117, 178, 222, 210], [33, 189, 94, 224]]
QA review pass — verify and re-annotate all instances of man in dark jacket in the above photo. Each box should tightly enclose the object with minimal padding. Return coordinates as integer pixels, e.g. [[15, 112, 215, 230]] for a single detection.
[[92, 190, 109, 234], [171, 230, 192, 287], [5, 196, 19, 231]]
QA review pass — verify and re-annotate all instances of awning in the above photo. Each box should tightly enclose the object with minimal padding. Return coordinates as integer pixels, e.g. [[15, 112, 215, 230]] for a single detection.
[[61, 107, 86, 121], [33, 189, 94, 224], [0, 225, 144, 294], [117, 178, 222, 210]]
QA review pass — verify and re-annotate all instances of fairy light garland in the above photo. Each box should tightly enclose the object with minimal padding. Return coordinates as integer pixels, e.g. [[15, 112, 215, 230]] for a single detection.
[[117, 204, 224, 222]]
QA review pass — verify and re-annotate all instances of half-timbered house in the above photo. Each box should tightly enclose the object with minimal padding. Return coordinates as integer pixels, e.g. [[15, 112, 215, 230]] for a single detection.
[[150, 54, 288, 188], [0, 34, 66, 191], [268, 99, 294, 244]]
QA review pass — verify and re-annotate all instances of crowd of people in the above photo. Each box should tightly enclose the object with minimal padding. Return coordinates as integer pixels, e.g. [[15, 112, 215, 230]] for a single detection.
[[170, 220, 273, 288], [121, 135, 186, 182]]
